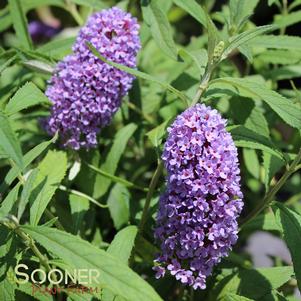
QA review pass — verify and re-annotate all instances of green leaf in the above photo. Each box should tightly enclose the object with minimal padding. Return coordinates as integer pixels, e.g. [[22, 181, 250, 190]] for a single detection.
[[146, 119, 171, 148], [222, 294, 254, 301], [8, 0, 32, 49], [172, 0, 206, 27], [274, 10, 301, 29], [5, 82, 51, 116], [263, 153, 284, 192], [30, 150, 67, 226], [0, 134, 57, 193], [102, 226, 138, 301], [217, 266, 294, 300], [21, 225, 163, 301], [229, 0, 259, 28], [242, 211, 281, 232], [0, 111, 24, 170], [210, 77, 301, 129], [273, 202, 301, 292], [178, 48, 208, 74], [0, 183, 21, 219], [228, 125, 283, 159], [266, 65, 301, 81], [92, 123, 137, 198], [141, 0, 178, 60], [256, 50, 301, 65], [222, 25, 275, 60], [243, 148, 260, 179], [17, 168, 39, 220], [87, 42, 189, 105], [69, 194, 89, 235], [22, 59, 54, 74], [249, 35, 301, 50], [37, 37, 76, 59], [108, 184, 130, 230], [69, 0, 107, 9], [107, 225, 138, 264], [17, 283, 53, 301], [0, 227, 16, 300]]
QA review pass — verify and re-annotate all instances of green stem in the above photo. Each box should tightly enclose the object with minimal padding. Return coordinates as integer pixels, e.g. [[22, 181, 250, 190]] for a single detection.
[[85, 162, 148, 192], [59, 184, 109, 209], [240, 148, 301, 227], [2, 216, 52, 273], [138, 160, 164, 235], [280, 0, 288, 35], [191, 63, 216, 106], [44, 208, 65, 230]]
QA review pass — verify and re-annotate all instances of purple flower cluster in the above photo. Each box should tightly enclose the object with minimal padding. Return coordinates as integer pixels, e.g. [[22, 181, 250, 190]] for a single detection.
[[45, 7, 140, 149], [154, 104, 243, 289]]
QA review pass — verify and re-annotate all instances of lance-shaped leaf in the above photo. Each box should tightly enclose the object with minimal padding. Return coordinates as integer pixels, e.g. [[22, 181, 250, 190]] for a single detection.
[[30, 150, 67, 226], [21, 225, 162, 301]]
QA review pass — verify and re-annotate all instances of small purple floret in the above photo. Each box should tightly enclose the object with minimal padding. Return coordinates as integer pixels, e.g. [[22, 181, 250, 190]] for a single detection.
[[45, 7, 140, 149], [154, 104, 243, 289]]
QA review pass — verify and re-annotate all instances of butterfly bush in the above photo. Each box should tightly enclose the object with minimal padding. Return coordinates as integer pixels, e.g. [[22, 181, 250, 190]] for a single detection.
[[45, 7, 141, 149], [154, 104, 243, 290]]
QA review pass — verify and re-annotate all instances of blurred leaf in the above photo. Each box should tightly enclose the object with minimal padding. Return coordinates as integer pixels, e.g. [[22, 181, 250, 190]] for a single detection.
[[229, 0, 259, 29], [274, 10, 301, 29], [93, 123, 137, 199], [243, 148, 260, 179], [222, 25, 275, 60], [69, 194, 89, 235], [22, 60, 54, 74], [30, 150, 67, 226], [249, 35, 301, 50], [266, 65, 301, 81], [146, 119, 171, 148], [222, 294, 254, 301], [37, 37, 76, 60], [108, 184, 130, 230], [268, 0, 281, 6], [135, 236, 158, 263], [8, 0, 32, 49], [211, 78, 301, 129], [178, 48, 208, 74], [0, 134, 57, 193], [21, 225, 163, 301], [273, 202, 301, 292], [206, 11, 220, 64], [17, 168, 39, 220], [70, 0, 107, 9], [141, 0, 178, 60], [242, 211, 281, 232], [256, 50, 301, 65], [88, 42, 189, 105], [263, 153, 285, 192], [0, 183, 21, 219], [172, 0, 206, 27], [228, 125, 283, 159], [245, 106, 269, 137], [0, 112, 24, 170], [217, 266, 293, 300], [5, 82, 51, 116]]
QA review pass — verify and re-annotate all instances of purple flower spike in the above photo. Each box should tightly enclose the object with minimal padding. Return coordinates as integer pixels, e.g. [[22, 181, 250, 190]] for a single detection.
[[45, 7, 140, 149], [154, 104, 243, 289]]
